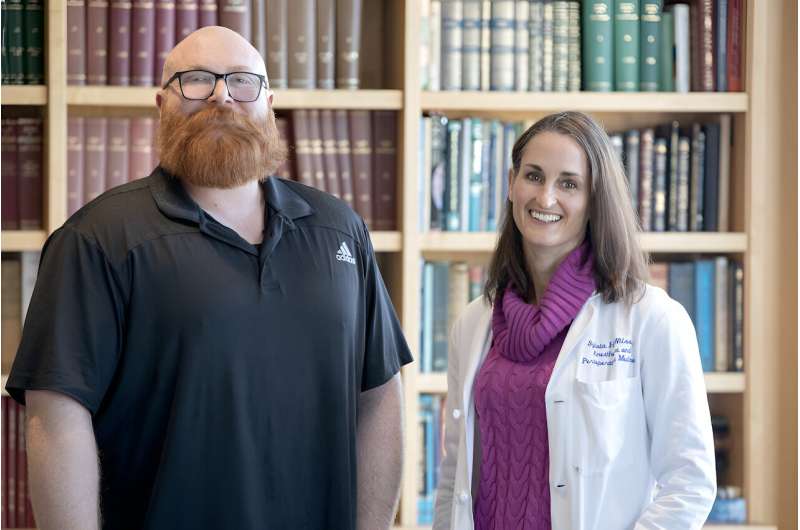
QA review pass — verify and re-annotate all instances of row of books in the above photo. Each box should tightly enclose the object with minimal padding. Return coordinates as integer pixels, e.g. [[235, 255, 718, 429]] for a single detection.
[[1, 117, 43, 230], [610, 114, 733, 232], [418, 115, 523, 233], [417, 393, 446, 525], [0, 0, 44, 85], [419, 258, 744, 374], [420, 0, 743, 93], [65, 117, 159, 217], [1, 252, 38, 375], [420, 262, 487, 373], [281, 109, 398, 231], [0, 396, 35, 528], [65, 0, 364, 89]]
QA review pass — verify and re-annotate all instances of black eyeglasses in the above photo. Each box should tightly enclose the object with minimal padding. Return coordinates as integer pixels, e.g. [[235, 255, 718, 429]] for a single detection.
[[162, 69, 269, 102]]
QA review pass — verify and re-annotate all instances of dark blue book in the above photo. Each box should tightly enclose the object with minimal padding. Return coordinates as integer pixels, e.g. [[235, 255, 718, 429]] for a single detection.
[[702, 121, 721, 231], [694, 259, 716, 372], [668, 261, 696, 324], [432, 262, 450, 371]]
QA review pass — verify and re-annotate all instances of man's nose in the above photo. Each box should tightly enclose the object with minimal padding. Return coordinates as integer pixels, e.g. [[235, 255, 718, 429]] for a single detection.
[[207, 77, 233, 104]]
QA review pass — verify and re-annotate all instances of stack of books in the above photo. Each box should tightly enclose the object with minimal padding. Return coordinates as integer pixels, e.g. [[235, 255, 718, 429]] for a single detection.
[[0, 0, 44, 85], [1, 118, 43, 230]]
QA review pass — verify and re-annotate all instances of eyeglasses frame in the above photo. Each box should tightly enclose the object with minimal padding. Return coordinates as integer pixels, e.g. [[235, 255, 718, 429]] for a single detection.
[[162, 69, 269, 102]]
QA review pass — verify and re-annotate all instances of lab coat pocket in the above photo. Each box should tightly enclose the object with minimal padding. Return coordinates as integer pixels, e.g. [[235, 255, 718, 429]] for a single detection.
[[574, 376, 640, 474]]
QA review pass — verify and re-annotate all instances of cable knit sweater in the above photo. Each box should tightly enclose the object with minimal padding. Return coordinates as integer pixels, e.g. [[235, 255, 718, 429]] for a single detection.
[[472, 242, 596, 530]]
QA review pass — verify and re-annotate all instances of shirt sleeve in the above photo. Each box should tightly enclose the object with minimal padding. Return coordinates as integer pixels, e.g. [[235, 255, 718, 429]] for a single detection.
[[5, 226, 127, 414], [359, 220, 413, 391]]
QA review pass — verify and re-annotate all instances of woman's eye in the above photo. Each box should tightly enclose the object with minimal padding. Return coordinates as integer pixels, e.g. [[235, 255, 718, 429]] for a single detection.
[[526, 172, 543, 182], [562, 180, 577, 189]]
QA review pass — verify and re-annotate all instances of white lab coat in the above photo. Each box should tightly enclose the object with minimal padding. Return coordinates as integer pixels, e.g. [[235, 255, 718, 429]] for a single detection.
[[433, 285, 716, 530]]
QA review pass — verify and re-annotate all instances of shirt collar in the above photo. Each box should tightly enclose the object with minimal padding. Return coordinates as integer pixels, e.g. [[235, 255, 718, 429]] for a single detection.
[[149, 168, 314, 225]]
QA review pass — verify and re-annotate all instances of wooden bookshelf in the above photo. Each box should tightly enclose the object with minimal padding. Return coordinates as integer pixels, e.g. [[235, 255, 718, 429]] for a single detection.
[[1, 231, 48, 252], [418, 372, 747, 395], [2, 1, 795, 529], [66, 86, 404, 110], [1, 85, 47, 106], [421, 91, 749, 113]]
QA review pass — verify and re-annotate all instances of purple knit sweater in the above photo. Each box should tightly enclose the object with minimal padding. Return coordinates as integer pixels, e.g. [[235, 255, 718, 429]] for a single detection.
[[473, 242, 596, 530]]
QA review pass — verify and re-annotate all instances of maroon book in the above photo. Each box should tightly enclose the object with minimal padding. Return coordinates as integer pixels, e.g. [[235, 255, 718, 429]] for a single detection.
[[691, 0, 715, 92], [319, 110, 340, 198], [274, 117, 293, 180], [1, 119, 19, 230], [67, 0, 87, 85], [371, 110, 397, 230], [287, 0, 315, 88], [199, 0, 217, 26], [87, 0, 109, 84], [348, 110, 373, 227], [290, 110, 314, 187], [252, 0, 267, 60], [266, 0, 287, 88], [218, 0, 251, 41], [176, 0, 199, 43], [67, 117, 85, 216], [84, 118, 108, 203], [131, 0, 156, 86], [154, 0, 176, 83], [333, 110, 355, 210], [17, 117, 43, 230], [130, 117, 155, 181], [109, 0, 132, 85], [727, 0, 743, 92], [336, 0, 362, 89], [307, 110, 327, 192], [317, 0, 335, 89], [107, 118, 130, 189], [16, 403, 26, 528]]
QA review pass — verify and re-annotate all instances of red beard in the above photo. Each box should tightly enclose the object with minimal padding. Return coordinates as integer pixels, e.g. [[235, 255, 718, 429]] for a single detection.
[[157, 104, 288, 188]]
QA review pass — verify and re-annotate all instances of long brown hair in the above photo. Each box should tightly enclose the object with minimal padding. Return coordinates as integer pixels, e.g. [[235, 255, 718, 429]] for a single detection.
[[484, 111, 649, 306]]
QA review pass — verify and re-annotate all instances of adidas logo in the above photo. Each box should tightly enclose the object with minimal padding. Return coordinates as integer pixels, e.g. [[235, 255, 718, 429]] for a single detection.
[[336, 241, 356, 265]]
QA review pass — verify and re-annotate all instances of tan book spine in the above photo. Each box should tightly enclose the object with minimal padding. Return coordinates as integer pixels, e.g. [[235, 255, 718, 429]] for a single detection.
[[336, 0, 362, 89], [287, 0, 315, 88]]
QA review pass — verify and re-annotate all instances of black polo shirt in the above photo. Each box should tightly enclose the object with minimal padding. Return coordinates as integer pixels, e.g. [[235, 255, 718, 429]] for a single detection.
[[6, 169, 412, 530]]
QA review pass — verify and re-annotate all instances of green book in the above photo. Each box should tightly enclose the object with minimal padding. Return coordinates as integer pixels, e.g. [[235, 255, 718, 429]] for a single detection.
[[582, 0, 613, 91], [22, 0, 43, 84], [614, 0, 639, 91], [5, 0, 24, 84], [640, 0, 661, 91], [1, 1, 8, 84], [659, 10, 674, 91]]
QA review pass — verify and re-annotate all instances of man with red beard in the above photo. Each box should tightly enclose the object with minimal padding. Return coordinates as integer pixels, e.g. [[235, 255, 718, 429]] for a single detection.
[[6, 26, 412, 530]]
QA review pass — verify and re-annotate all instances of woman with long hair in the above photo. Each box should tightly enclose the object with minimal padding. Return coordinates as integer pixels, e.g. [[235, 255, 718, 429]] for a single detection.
[[433, 111, 716, 530]]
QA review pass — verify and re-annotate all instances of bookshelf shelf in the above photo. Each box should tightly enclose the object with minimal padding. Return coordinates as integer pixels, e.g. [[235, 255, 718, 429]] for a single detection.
[[418, 372, 745, 395], [66, 87, 404, 110], [1, 85, 47, 105], [371, 231, 403, 252], [1, 231, 47, 251], [421, 91, 749, 114], [419, 232, 748, 258]]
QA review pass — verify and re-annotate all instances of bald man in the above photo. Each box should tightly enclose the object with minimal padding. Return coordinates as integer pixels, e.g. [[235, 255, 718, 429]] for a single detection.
[[6, 27, 412, 530]]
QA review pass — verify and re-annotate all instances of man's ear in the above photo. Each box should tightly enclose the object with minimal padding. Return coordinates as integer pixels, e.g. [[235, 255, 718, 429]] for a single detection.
[[156, 91, 163, 113]]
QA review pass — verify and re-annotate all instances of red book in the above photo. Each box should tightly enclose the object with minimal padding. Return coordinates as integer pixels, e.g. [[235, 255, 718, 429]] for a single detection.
[[17, 117, 43, 230], [130, 117, 155, 181], [1, 119, 19, 230], [348, 110, 373, 227], [218, 0, 250, 41], [87, 0, 109, 84], [109, 0, 132, 85], [274, 117, 293, 180], [319, 110, 340, 198], [727, 0, 743, 92], [84, 118, 108, 203], [371, 111, 397, 230], [154, 0, 176, 84], [198, 0, 217, 26], [67, 0, 87, 85], [333, 110, 354, 210], [691, 0, 715, 92], [175, 0, 199, 43], [67, 117, 85, 216], [107, 118, 130, 189], [16, 403, 26, 527], [7, 399, 16, 528], [307, 109, 326, 192], [131, 0, 156, 86], [2, 397, 7, 528], [290, 110, 314, 187]]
